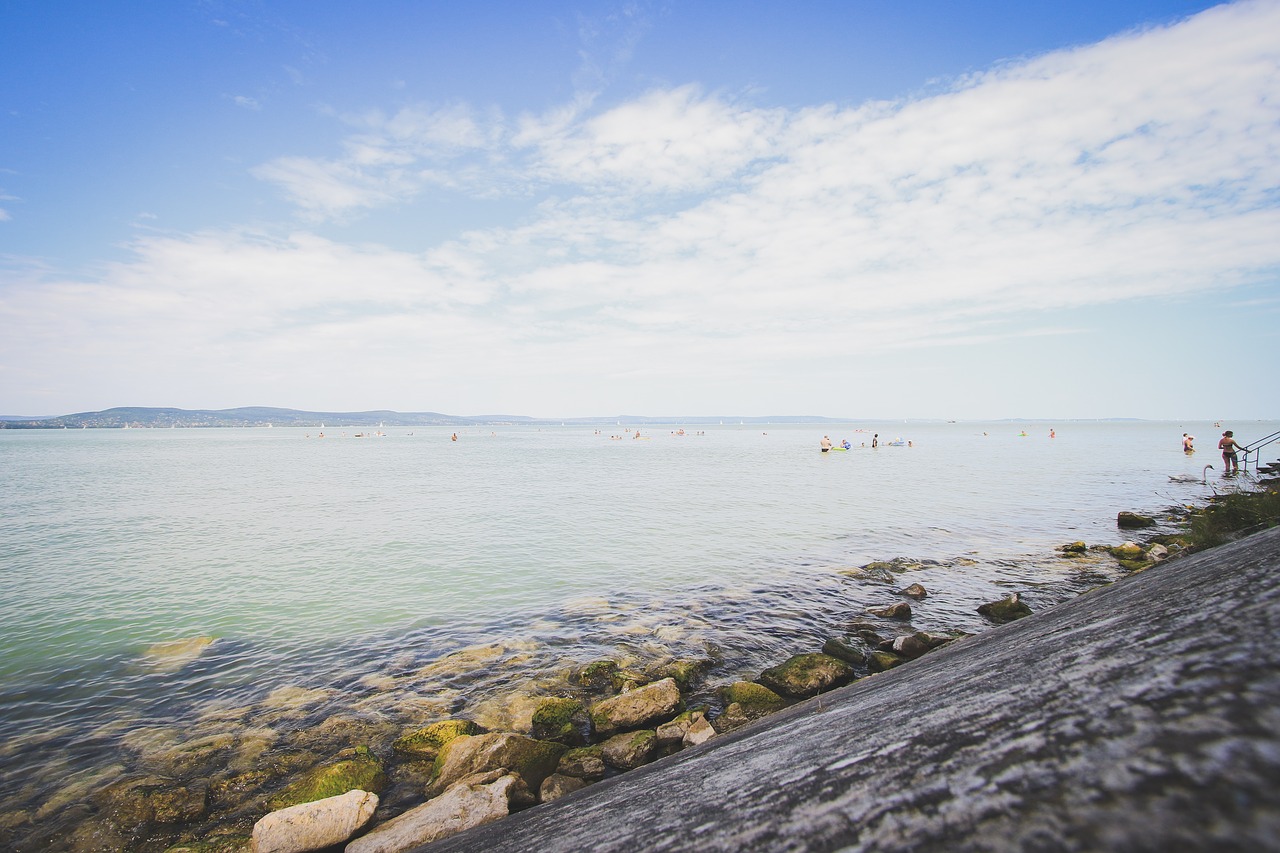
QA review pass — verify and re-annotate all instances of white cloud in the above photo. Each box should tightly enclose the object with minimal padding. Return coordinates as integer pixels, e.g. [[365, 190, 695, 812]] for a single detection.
[[4, 1, 1279, 416]]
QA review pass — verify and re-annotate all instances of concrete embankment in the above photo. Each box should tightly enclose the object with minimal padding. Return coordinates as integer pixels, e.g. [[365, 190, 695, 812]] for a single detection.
[[421, 526, 1280, 852]]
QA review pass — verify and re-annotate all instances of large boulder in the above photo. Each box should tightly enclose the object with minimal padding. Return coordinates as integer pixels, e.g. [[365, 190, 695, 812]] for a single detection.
[[588, 678, 682, 736], [758, 654, 856, 698], [346, 770, 517, 853], [392, 720, 484, 761], [429, 733, 565, 798], [250, 789, 378, 853]]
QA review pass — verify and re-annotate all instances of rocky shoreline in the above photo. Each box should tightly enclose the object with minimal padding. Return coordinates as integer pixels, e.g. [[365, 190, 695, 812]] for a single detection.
[[2, 469, 1275, 853]]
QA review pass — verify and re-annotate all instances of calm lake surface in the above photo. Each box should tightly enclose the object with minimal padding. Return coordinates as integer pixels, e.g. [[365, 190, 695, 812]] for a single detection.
[[0, 419, 1272, 842]]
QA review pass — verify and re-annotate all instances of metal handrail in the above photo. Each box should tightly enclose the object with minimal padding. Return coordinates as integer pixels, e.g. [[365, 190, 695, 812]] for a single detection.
[[1235, 429, 1280, 474]]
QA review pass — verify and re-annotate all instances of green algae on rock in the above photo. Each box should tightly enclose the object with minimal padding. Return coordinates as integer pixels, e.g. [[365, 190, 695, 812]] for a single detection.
[[269, 746, 385, 809], [758, 653, 855, 698], [393, 719, 486, 761], [977, 593, 1033, 624], [529, 698, 589, 745]]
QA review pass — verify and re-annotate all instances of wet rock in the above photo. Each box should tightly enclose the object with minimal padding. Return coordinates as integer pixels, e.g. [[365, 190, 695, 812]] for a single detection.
[[600, 730, 658, 771], [838, 566, 897, 583], [573, 660, 620, 693], [93, 776, 210, 841], [1058, 541, 1088, 555], [714, 682, 787, 730], [1118, 511, 1156, 529], [588, 677, 682, 736], [539, 773, 588, 803], [898, 583, 928, 599], [1110, 542, 1144, 561], [429, 733, 565, 798], [866, 602, 912, 620], [1146, 543, 1170, 561], [654, 713, 693, 748], [250, 788, 378, 853], [163, 833, 251, 852], [867, 651, 905, 672], [393, 719, 485, 761], [269, 746, 385, 809], [529, 698, 590, 745], [821, 637, 867, 667], [891, 633, 934, 661], [415, 644, 507, 680], [978, 593, 1033, 624], [346, 770, 518, 853], [555, 746, 606, 781], [646, 658, 711, 689], [759, 654, 855, 699]]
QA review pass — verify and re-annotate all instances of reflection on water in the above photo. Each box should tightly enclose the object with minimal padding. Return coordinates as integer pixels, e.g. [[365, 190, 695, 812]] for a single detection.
[[0, 419, 1267, 847]]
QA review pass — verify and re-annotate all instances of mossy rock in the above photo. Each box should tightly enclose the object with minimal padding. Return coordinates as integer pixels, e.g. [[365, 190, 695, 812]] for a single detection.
[[758, 653, 856, 698], [821, 636, 868, 667], [1117, 558, 1151, 571], [1110, 542, 1144, 561], [717, 681, 787, 715], [530, 698, 589, 745], [977, 594, 1033, 624], [867, 650, 905, 672], [430, 733, 566, 796], [557, 746, 606, 780], [269, 746, 385, 809], [1117, 511, 1156, 529], [392, 719, 485, 760], [647, 658, 710, 689], [574, 659, 620, 692], [1058, 541, 1088, 555]]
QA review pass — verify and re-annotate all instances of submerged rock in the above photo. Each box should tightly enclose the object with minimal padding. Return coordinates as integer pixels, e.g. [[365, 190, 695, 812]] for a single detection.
[[758, 653, 856, 698], [588, 677, 682, 736], [429, 733, 565, 798], [1117, 511, 1156, 529], [1058, 542, 1088, 555], [251, 789, 377, 853], [393, 719, 485, 761], [347, 770, 518, 853], [141, 636, 216, 673], [898, 583, 928, 599], [977, 593, 1033, 624]]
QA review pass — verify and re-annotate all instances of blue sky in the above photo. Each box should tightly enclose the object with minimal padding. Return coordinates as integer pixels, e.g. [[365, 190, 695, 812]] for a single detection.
[[2, 1, 1277, 419]]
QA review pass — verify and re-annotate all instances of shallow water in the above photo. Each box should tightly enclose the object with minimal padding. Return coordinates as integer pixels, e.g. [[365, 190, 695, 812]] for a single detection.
[[0, 419, 1270, 845]]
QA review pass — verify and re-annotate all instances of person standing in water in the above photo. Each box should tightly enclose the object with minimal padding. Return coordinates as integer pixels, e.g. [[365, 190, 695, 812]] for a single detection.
[[820, 435, 833, 453], [871, 433, 878, 448], [1218, 430, 1244, 474], [1183, 433, 1195, 453]]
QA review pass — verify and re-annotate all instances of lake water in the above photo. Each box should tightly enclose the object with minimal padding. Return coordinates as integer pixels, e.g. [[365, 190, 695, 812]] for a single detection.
[[0, 419, 1272, 847]]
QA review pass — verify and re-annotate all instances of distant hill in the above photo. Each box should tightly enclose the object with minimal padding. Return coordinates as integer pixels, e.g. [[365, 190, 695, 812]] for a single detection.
[[0, 407, 848, 429]]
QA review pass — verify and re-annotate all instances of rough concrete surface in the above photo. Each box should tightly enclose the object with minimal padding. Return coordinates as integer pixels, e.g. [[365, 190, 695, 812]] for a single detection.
[[416, 526, 1280, 852]]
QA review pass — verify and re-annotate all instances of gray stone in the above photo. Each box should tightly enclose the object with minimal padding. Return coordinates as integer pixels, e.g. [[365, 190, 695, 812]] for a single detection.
[[538, 773, 588, 803], [682, 713, 715, 747], [588, 677, 682, 736], [346, 771, 512, 853], [898, 583, 928, 599], [250, 789, 377, 853]]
